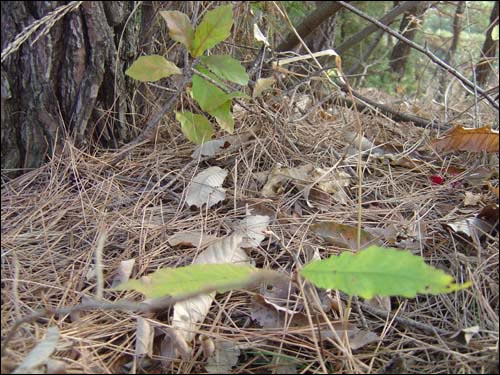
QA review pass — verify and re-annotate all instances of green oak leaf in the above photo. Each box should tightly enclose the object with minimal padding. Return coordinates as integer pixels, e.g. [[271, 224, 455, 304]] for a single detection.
[[200, 55, 249, 85], [300, 245, 471, 299], [175, 111, 213, 144], [209, 100, 234, 133], [191, 5, 233, 57]]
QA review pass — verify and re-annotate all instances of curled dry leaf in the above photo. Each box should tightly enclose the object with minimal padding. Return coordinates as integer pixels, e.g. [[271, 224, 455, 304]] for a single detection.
[[186, 166, 228, 208], [167, 232, 218, 248], [432, 125, 499, 154]]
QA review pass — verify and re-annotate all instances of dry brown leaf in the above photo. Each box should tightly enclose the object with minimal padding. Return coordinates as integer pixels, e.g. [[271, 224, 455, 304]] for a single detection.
[[167, 232, 218, 248], [463, 192, 482, 207], [311, 222, 377, 249], [348, 330, 380, 350], [432, 125, 499, 154]]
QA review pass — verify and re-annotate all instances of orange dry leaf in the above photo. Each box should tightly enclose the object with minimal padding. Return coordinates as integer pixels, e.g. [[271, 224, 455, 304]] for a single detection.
[[432, 125, 499, 153]]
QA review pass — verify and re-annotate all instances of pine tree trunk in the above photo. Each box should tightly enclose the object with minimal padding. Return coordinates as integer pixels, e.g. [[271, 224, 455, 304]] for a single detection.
[[1, 1, 141, 178]]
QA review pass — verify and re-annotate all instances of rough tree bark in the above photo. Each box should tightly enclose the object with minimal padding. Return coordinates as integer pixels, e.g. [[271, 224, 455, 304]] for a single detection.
[[475, 1, 499, 88], [1, 1, 150, 179]]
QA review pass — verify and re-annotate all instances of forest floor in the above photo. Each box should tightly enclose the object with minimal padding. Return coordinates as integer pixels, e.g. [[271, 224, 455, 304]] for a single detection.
[[1, 86, 499, 374]]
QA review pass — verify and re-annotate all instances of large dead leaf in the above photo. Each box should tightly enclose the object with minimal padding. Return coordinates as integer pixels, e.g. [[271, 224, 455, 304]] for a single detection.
[[171, 233, 248, 351], [432, 125, 499, 154], [170, 214, 271, 358], [186, 167, 228, 208]]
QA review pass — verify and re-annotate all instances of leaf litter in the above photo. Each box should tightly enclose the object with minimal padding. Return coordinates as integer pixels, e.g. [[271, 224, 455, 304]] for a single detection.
[[1, 64, 498, 375]]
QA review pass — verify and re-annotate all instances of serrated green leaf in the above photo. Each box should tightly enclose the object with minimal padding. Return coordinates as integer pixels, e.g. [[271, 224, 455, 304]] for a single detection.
[[114, 263, 259, 299], [125, 55, 182, 82], [300, 245, 471, 299], [159, 10, 195, 49], [191, 5, 233, 57], [209, 100, 234, 133], [200, 55, 249, 85], [192, 75, 231, 112], [175, 111, 213, 144]]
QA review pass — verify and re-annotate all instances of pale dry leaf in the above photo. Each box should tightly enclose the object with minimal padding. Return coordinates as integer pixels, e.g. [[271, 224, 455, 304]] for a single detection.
[[111, 258, 135, 287], [186, 167, 228, 208], [191, 139, 226, 159], [234, 214, 270, 247], [167, 232, 218, 248], [135, 317, 154, 358], [364, 296, 391, 312], [13, 326, 60, 374], [348, 330, 380, 350], [206, 340, 242, 374], [463, 192, 482, 206], [171, 234, 249, 354], [445, 217, 493, 238]]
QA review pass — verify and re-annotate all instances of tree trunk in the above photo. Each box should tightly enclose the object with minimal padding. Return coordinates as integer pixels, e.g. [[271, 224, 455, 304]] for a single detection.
[[1, 1, 141, 179], [389, 2, 429, 79], [475, 1, 499, 88], [436, 1, 465, 102]]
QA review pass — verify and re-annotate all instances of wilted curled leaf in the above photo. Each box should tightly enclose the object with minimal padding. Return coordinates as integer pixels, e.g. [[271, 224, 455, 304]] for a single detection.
[[432, 125, 499, 154], [186, 167, 228, 208]]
